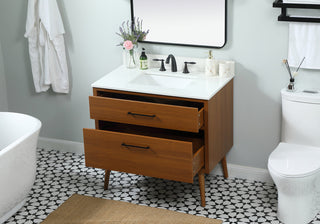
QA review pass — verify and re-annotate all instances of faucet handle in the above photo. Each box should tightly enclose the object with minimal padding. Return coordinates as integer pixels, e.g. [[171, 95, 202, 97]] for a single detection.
[[153, 59, 166, 71], [183, 62, 196, 74]]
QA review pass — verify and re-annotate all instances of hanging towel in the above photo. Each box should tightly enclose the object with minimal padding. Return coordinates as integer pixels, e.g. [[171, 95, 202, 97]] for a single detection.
[[288, 22, 320, 70], [25, 0, 69, 93]]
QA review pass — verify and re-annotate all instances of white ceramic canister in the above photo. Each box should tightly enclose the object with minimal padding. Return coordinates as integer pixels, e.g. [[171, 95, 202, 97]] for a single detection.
[[225, 60, 235, 76], [219, 62, 230, 77]]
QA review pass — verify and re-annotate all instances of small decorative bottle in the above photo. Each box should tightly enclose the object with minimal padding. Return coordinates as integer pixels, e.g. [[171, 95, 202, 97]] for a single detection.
[[139, 48, 148, 70], [287, 78, 295, 91]]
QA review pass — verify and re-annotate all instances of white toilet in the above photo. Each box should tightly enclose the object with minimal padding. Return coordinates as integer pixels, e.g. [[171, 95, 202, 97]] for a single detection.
[[268, 88, 320, 224]]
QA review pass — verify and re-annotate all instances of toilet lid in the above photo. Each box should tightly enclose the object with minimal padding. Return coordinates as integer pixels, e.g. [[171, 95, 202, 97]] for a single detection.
[[268, 142, 320, 177]]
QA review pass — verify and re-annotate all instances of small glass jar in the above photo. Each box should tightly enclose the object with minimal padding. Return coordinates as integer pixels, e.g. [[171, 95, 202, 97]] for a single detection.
[[287, 78, 295, 91]]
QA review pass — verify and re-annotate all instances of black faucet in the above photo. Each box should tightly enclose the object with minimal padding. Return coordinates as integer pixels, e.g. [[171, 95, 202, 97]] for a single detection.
[[165, 54, 177, 72]]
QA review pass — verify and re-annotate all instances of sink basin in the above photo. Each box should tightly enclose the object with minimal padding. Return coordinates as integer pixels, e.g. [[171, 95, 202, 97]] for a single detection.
[[130, 73, 195, 89], [143, 68, 199, 79]]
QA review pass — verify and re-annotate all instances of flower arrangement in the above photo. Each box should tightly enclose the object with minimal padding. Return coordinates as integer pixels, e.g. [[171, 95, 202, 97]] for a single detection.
[[117, 18, 149, 68], [117, 17, 149, 49]]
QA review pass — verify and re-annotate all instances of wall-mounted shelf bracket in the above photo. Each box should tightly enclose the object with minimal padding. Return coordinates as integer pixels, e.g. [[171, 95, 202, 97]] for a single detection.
[[273, 0, 320, 23]]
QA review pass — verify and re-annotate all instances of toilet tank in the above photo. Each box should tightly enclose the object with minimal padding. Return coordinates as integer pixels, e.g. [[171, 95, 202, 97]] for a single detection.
[[281, 89, 320, 148]]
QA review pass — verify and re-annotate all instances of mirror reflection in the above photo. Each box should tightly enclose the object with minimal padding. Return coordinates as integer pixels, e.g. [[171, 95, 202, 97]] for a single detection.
[[131, 0, 227, 48]]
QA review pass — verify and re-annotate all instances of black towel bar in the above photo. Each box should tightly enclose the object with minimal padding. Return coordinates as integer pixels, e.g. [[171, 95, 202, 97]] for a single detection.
[[273, 0, 320, 23]]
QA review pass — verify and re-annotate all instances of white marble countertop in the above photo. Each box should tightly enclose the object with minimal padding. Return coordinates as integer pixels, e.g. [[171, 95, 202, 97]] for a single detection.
[[92, 66, 234, 100]]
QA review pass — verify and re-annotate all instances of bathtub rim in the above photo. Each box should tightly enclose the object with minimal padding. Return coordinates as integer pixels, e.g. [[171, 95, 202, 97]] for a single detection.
[[0, 112, 42, 156]]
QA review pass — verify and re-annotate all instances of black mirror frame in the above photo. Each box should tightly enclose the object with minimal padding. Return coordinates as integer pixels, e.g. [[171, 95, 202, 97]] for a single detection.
[[130, 0, 227, 49]]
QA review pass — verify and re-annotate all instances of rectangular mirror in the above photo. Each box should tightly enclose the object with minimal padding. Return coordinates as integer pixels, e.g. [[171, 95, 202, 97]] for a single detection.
[[131, 0, 227, 48]]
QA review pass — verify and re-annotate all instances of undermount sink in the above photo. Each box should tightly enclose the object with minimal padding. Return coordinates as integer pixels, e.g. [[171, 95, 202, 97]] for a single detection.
[[130, 73, 195, 89], [143, 68, 199, 79]]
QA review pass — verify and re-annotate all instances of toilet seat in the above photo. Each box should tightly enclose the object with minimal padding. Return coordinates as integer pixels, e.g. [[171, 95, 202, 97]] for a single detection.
[[268, 142, 320, 178]]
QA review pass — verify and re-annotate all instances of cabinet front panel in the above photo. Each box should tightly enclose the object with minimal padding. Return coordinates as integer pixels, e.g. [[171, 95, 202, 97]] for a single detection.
[[89, 96, 203, 132], [83, 128, 204, 183]]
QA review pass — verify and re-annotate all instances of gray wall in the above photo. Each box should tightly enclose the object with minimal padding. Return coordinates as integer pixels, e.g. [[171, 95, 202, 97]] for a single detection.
[[0, 41, 8, 111], [0, 0, 319, 169]]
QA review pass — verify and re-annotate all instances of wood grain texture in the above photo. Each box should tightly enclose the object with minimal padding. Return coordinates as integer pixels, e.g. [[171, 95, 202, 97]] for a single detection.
[[192, 146, 205, 177], [85, 81, 234, 205], [89, 96, 203, 133], [104, 170, 111, 190], [205, 79, 234, 173], [83, 129, 204, 183], [198, 108, 204, 129], [221, 157, 228, 179], [198, 169, 206, 207]]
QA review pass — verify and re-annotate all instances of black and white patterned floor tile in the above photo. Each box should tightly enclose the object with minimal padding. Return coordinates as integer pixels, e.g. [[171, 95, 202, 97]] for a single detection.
[[4, 149, 320, 224]]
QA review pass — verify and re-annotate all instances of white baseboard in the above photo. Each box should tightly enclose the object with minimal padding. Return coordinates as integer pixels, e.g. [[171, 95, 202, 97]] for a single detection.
[[209, 162, 273, 184], [38, 137, 84, 155], [37, 137, 273, 184]]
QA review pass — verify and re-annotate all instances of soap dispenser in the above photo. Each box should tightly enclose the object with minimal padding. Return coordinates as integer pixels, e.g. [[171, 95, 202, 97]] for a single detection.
[[205, 50, 213, 76], [205, 50, 218, 76], [139, 48, 148, 70]]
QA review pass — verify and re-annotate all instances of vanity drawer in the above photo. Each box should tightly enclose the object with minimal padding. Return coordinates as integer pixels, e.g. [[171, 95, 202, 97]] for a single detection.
[[83, 128, 204, 183], [89, 96, 204, 133]]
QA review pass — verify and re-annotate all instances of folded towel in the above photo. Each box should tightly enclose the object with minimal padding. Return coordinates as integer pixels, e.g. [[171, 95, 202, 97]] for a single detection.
[[283, 0, 320, 4], [288, 22, 320, 70]]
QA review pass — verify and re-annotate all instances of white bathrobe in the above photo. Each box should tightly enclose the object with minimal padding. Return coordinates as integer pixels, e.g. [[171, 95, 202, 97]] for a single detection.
[[25, 0, 69, 93]]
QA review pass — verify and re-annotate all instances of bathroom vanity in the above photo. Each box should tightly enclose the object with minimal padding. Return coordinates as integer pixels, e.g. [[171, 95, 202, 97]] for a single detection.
[[83, 66, 234, 206]]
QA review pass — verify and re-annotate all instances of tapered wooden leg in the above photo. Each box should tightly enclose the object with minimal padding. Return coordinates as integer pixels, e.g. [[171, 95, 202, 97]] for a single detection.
[[104, 170, 111, 190], [198, 169, 206, 207], [221, 156, 229, 179]]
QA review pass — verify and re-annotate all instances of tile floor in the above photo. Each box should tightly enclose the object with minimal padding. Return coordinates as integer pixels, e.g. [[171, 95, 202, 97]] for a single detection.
[[4, 149, 320, 224]]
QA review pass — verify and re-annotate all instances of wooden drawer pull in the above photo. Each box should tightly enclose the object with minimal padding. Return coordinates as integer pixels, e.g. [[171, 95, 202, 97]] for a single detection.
[[128, 112, 156, 118], [121, 143, 150, 150]]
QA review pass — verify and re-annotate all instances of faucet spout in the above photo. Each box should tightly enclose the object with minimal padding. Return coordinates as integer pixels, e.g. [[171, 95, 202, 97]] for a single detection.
[[165, 54, 177, 72]]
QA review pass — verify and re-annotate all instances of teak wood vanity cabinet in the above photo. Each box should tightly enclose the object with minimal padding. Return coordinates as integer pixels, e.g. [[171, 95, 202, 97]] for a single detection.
[[83, 79, 233, 206]]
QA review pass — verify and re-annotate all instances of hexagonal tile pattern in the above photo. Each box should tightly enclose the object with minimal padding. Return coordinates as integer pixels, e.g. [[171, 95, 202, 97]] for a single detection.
[[4, 149, 320, 224]]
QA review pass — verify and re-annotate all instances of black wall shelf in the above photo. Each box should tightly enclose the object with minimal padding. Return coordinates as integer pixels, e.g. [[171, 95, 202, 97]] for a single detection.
[[273, 0, 320, 23]]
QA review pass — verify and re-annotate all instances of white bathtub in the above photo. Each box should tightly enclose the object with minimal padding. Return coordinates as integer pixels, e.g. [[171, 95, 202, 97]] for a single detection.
[[0, 112, 41, 223]]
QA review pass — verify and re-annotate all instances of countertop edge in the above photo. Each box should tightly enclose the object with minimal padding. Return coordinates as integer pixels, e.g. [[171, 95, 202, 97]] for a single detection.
[[91, 66, 234, 100]]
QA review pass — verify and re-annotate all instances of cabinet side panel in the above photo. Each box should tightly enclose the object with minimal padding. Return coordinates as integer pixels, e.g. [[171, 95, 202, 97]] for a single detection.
[[206, 79, 233, 173]]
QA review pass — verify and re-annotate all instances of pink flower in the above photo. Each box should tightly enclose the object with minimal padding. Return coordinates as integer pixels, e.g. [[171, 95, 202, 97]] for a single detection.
[[123, 40, 134, 50]]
